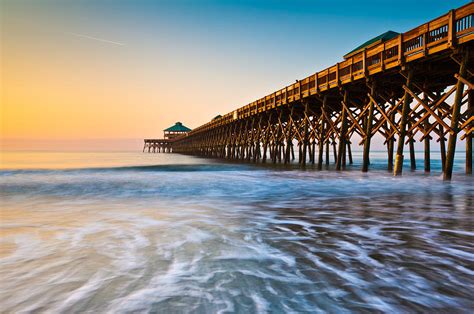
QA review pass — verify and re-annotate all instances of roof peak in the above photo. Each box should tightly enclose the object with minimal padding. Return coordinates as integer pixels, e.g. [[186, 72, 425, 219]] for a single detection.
[[344, 30, 399, 59], [164, 122, 191, 132]]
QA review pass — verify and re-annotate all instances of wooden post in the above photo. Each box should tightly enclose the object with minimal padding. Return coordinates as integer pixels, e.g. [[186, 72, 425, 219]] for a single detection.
[[272, 142, 276, 162], [272, 141, 277, 164], [387, 133, 394, 171], [424, 123, 431, 172], [285, 113, 292, 164], [387, 98, 395, 172], [271, 142, 275, 163], [394, 70, 413, 176], [409, 135, 416, 171], [363, 84, 375, 172], [438, 108, 447, 171], [263, 144, 268, 163], [318, 96, 327, 170], [269, 142, 273, 162], [318, 130, 324, 169], [347, 141, 353, 164], [278, 140, 283, 163], [336, 91, 348, 170], [307, 139, 312, 163], [273, 142, 277, 163], [257, 119, 263, 162], [422, 90, 430, 172], [274, 141, 278, 163], [280, 141, 284, 163], [342, 140, 347, 169], [275, 113, 282, 163], [445, 51, 468, 180], [246, 122, 252, 160], [326, 141, 330, 165], [298, 143, 302, 164], [302, 104, 308, 166], [447, 10, 455, 48], [467, 90, 472, 175], [252, 119, 260, 162]]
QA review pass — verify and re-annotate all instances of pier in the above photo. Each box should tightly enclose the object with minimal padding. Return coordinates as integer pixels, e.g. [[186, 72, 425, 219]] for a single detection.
[[156, 3, 473, 180], [144, 122, 191, 153], [143, 139, 173, 153]]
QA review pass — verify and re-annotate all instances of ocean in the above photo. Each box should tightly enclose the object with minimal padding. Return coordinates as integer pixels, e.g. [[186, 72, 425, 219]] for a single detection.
[[0, 151, 473, 313]]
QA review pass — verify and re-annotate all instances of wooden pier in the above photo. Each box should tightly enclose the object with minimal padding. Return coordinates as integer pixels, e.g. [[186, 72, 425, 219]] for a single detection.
[[168, 3, 473, 180]]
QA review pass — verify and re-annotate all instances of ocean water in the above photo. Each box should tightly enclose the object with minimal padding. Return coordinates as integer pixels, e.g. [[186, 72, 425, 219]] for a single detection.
[[0, 151, 473, 313]]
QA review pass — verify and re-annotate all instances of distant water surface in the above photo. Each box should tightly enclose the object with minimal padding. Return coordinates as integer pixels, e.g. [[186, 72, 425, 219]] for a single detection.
[[0, 151, 473, 313]]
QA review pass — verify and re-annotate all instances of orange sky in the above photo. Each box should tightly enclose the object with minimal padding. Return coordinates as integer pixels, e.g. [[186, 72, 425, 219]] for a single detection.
[[1, 1, 277, 150], [1, 0, 465, 151]]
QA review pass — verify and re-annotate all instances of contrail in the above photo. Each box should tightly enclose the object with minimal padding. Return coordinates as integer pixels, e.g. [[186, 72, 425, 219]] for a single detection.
[[65, 32, 125, 46]]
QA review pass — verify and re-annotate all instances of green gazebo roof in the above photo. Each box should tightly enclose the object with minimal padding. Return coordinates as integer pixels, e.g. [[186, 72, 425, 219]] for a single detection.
[[344, 30, 399, 59], [164, 122, 191, 132]]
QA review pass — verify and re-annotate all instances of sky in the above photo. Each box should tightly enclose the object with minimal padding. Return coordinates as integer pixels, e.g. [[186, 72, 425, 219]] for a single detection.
[[1, 0, 468, 151]]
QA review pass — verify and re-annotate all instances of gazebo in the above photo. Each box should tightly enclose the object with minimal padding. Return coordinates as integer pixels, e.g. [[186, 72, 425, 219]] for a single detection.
[[343, 30, 399, 59], [163, 122, 192, 139], [143, 122, 192, 153]]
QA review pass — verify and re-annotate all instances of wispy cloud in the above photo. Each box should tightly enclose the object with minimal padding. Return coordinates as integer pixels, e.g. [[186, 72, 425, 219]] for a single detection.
[[65, 32, 125, 46]]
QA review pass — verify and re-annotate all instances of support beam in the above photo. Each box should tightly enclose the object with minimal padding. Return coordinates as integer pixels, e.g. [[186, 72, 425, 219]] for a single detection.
[[394, 70, 413, 176], [438, 108, 447, 171], [326, 141, 330, 166], [409, 134, 416, 171], [336, 91, 348, 170], [302, 104, 309, 166], [318, 96, 327, 170], [285, 111, 293, 164], [445, 51, 468, 181], [347, 141, 353, 165], [387, 136, 394, 172], [298, 142, 303, 164], [342, 139, 347, 169], [424, 93, 431, 172], [466, 90, 472, 175], [363, 84, 376, 172]]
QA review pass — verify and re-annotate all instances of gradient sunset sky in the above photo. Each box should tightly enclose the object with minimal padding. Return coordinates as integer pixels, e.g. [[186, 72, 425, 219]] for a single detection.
[[1, 0, 467, 150]]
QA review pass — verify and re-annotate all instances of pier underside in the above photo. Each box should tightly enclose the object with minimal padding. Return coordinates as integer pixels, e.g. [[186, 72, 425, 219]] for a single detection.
[[143, 139, 173, 153]]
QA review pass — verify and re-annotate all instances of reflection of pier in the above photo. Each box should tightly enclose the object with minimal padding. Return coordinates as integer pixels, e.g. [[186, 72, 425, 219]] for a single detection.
[[143, 122, 191, 153], [169, 3, 473, 180]]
